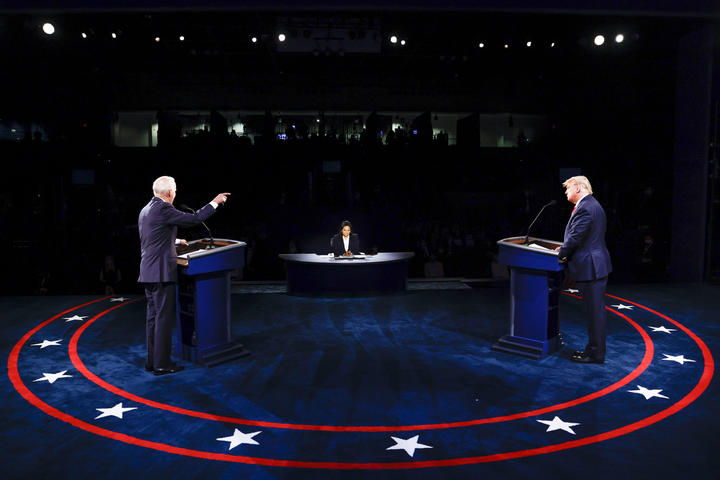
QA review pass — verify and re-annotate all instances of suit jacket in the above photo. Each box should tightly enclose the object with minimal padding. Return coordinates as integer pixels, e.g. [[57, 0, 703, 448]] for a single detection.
[[558, 195, 612, 282], [137, 196, 216, 283], [330, 233, 360, 256]]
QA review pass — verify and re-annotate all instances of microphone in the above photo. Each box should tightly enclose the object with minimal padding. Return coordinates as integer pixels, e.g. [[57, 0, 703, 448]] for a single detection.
[[524, 200, 557, 245], [179, 204, 215, 249]]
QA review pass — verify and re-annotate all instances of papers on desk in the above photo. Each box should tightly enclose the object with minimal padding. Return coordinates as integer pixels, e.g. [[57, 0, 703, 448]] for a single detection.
[[527, 243, 553, 251], [333, 254, 366, 259], [177, 250, 206, 259]]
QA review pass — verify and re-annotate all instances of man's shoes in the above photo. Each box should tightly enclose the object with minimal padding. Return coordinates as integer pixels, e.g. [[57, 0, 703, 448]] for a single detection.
[[144, 364, 154, 372], [153, 364, 185, 376], [571, 353, 604, 364], [573, 350, 586, 357]]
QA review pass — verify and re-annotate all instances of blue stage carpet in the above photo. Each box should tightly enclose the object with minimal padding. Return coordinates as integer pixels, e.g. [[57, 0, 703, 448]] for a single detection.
[[2, 283, 718, 479]]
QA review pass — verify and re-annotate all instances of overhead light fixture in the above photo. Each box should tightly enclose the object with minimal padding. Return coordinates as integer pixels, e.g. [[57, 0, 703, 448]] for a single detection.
[[390, 35, 398, 44], [81, 32, 88, 39], [478, 42, 485, 48], [251, 36, 258, 43], [594, 35, 605, 46], [111, 32, 117, 39], [155, 36, 160, 42], [615, 34, 624, 43], [179, 35, 185, 41], [278, 33, 286, 42], [42, 23, 55, 35], [400, 39, 406, 46], [526, 41, 532, 47]]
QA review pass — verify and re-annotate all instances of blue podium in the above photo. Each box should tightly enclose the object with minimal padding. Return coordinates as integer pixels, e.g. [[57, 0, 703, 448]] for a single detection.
[[175, 238, 249, 366], [492, 236, 565, 359]]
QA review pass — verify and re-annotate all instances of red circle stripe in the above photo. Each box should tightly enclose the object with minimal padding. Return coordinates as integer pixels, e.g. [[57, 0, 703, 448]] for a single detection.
[[8, 294, 713, 469], [66, 294, 653, 432]]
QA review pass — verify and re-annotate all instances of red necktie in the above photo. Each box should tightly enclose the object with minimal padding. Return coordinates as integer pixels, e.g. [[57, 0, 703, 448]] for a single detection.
[[571, 206, 576, 215]]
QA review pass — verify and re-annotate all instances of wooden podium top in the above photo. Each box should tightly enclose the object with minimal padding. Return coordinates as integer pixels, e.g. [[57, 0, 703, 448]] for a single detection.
[[497, 236, 562, 255], [176, 238, 246, 266]]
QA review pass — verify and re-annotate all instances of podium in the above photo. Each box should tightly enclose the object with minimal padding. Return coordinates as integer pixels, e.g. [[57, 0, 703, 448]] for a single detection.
[[492, 236, 564, 359], [175, 238, 249, 366]]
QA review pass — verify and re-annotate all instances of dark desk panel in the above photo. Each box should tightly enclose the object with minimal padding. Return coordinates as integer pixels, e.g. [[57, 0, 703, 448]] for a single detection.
[[278, 252, 414, 294]]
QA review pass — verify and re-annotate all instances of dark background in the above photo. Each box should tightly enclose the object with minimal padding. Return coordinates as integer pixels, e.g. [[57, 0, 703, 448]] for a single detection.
[[0, 3, 717, 295]]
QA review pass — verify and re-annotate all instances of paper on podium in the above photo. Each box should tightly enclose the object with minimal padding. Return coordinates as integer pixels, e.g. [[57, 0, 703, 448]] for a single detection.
[[528, 243, 553, 251]]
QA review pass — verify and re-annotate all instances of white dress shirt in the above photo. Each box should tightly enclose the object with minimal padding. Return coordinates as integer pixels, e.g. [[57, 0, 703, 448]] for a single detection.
[[343, 235, 349, 252]]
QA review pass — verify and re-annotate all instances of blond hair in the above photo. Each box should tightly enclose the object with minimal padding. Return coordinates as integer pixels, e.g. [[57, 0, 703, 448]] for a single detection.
[[562, 175, 593, 195]]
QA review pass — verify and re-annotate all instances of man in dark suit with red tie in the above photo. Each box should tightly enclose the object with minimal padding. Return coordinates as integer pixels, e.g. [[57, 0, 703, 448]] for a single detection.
[[556, 176, 612, 364], [138, 176, 230, 375]]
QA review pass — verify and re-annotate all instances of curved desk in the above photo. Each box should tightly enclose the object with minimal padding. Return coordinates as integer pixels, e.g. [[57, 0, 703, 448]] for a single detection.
[[278, 252, 415, 294]]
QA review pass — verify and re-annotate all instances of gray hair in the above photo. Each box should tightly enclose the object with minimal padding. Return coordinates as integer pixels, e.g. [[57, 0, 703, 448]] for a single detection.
[[152, 176, 176, 196], [563, 175, 593, 195]]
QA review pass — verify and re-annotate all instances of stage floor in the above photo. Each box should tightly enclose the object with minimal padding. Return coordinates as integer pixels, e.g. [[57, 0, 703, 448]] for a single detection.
[[3, 283, 718, 479]]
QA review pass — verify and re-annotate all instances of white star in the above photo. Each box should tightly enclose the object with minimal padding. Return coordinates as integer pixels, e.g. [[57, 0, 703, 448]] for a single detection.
[[386, 435, 433, 457], [536, 416, 581, 435], [95, 402, 138, 419], [611, 304, 634, 310], [63, 315, 88, 322], [33, 370, 73, 384], [661, 354, 696, 365], [564, 288, 579, 294], [31, 339, 62, 349], [628, 385, 669, 400], [216, 429, 261, 450], [649, 325, 677, 334], [110, 297, 129, 302]]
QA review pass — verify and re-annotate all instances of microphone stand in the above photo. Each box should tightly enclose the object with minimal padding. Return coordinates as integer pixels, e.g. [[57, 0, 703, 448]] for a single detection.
[[180, 204, 215, 249], [524, 200, 556, 245]]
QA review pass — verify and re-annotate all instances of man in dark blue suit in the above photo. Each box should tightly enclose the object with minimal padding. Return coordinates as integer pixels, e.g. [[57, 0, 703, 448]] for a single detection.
[[138, 176, 230, 375], [557, 176, 612, 364]]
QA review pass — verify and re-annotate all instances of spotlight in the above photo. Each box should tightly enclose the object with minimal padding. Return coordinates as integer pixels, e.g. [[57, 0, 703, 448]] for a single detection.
[[594, 35, 605, 46], [478, 42, 484, 48], [251, 36, 258, 43], [551, 42, 556, 47], [179, 35, 185, 41], [155, 36, 160, 42], [615, 34, 624, 43], [81, 32, 87, 39], [526, 41, 532, 47], [504, 44, 509, 49], [42, 23, 55, 35], [390, 35, 398, 44], [278, 33, 286, 42], [400, 39, 406, 46], [111, 32, 117, 39]]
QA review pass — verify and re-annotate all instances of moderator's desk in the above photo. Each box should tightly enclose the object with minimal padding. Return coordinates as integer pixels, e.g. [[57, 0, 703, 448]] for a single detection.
[[278, 252, 414, 294]]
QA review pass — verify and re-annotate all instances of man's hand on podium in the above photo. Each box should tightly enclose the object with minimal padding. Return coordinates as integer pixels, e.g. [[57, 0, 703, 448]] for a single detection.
[[177, 238, 189, 246], [213, 193, 231, 205]]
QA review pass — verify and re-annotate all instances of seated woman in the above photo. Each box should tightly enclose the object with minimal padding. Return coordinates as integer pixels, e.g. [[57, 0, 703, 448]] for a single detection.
[[331, 220, 360, 256]]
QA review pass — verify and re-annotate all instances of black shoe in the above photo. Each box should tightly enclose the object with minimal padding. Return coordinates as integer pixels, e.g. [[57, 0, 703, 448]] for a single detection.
[[572, 350, 586, 357], [571, 354, 604, 364], [144, 364, 154, 372], [153, 364, 185, 376]]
